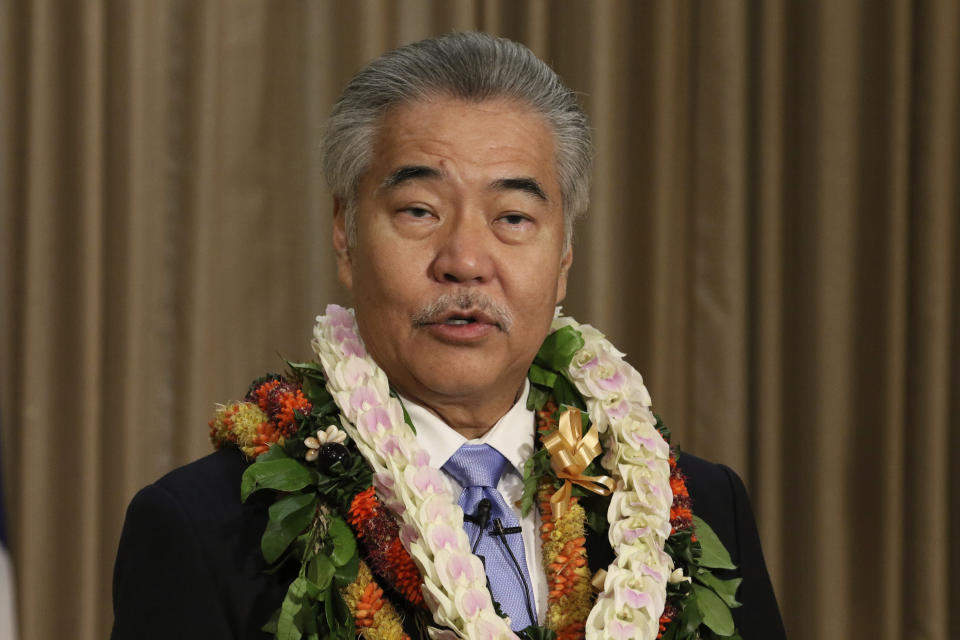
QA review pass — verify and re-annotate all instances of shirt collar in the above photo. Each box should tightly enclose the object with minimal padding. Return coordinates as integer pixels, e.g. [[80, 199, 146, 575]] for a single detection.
[[400, 380, 535, 477]]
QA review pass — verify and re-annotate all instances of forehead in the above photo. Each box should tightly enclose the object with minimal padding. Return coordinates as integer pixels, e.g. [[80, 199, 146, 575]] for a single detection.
[[362, 96, 560, 195]]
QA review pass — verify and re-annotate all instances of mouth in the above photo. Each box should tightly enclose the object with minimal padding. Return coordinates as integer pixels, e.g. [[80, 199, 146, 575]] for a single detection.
[[432, 309, 501, 330], [410, 293, 514, 336], [416, 308, 504, 343]]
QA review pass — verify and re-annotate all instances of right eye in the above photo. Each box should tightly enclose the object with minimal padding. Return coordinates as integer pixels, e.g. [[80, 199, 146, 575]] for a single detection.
[[400, 207, 433, 219]]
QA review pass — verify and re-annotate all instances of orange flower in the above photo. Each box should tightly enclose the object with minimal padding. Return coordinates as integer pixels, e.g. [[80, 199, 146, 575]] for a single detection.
[[347, 486, 425, 608], [668, 455, 694, 534], [534, 398, 595, 632], [386, 538, 422, 605], [546, 536, 587, 600], [250, 378, 312, 439], [658, 603, 678, 638], [556, 621, 585, 640], [348, 487, 378, 535], [252, 379, 283, 411], [353, 581, 386, 628], [342, 561, 410, 639], [537, 399, 559, 435], [273, 387, 311, 435]]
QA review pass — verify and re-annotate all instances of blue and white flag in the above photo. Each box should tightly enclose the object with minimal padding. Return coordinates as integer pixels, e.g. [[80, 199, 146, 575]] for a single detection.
[[0, 430, 17, 640]]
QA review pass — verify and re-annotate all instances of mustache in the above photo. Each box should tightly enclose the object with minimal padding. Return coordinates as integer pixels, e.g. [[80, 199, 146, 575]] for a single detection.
[[410, 292, 514, 332]]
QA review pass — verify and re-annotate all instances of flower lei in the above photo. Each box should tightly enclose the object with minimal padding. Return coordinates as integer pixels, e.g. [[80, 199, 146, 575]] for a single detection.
[[210, 305, 743, 640]]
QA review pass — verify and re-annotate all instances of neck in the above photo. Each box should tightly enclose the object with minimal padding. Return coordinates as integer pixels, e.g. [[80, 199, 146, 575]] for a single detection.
[[399, 380, 526, 440]]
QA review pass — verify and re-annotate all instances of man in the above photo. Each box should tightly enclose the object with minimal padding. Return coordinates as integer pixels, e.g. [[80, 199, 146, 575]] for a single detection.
[[112, 32, 785, 639]]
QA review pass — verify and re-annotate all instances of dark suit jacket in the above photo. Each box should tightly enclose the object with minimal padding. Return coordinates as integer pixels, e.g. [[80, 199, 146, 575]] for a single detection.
[[111, 447, 785, 639]]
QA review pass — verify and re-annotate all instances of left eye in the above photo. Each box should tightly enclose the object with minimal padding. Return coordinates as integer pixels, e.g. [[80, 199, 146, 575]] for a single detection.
[[499, 213, 530, 225]]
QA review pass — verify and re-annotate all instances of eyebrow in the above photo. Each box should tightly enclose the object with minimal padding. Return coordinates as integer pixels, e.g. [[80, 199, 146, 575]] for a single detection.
[[490, 177, 548, 202], [380, 165, 443, 189], [380, 166, 549, 202]]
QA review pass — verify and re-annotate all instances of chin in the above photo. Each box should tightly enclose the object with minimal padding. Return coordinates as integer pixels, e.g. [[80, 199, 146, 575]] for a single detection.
[[410, 359, 511, 401], [416, 371, 492, 399]]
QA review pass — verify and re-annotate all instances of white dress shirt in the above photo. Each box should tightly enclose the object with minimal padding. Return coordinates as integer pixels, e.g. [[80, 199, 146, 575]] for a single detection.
[[399, 380, 547, 619]]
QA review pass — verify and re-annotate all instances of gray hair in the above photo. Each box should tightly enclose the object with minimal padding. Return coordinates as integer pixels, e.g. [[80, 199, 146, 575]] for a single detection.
[[321, 32, 592, 250]]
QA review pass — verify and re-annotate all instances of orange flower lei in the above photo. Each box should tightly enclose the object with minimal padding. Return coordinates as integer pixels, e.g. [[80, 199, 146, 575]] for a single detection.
[[209, 377, 312, 457], [342, 560, 412, 640], [535, 400, 700, 640], [535, 401, 593, 638], [658, 457, 695, 637], [347, 487, 425, 609], [212, 312, 738, 639]]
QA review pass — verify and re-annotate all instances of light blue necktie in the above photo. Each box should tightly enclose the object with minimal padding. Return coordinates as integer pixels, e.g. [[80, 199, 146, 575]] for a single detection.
[[442, 444, 536, 631]]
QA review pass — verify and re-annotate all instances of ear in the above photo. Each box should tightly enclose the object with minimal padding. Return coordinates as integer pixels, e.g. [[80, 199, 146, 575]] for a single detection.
[[555, 246, 573, 303], [332, 197, 353, 291]]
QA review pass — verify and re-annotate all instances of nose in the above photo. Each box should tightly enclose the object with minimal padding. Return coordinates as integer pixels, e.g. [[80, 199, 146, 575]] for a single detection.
[[429, 214, 495, 285]]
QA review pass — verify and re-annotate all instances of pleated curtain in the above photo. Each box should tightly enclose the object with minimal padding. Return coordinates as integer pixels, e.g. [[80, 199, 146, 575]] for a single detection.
[[1, 2, 958, 639]]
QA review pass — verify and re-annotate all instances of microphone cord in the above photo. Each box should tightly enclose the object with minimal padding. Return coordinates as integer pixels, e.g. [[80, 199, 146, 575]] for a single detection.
[[492, 518, 537, 628], [464, 498, 538, 626], [470, 498, 492, 555]]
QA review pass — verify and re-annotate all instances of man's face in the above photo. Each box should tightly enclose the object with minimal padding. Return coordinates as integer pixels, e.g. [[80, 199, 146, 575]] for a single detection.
[[333, 96, 572, 415]]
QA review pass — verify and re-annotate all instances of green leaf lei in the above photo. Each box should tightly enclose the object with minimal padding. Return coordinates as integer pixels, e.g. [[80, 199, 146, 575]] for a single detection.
[[521, 326, 744, 640], [228, 326, 743, 639]]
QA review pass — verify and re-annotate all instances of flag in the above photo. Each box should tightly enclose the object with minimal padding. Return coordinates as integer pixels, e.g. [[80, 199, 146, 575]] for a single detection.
[[0, 428, 17, 640]]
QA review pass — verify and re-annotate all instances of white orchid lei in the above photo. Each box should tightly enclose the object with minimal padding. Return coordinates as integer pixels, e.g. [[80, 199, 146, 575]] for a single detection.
[[219, 305, 743, 640], [312, 305, 671, 640]]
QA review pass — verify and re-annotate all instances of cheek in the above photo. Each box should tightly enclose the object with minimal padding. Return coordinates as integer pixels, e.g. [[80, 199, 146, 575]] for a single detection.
[[353, 244, 425, 313], [515, 257, 565, 305], [555, 267, 569, 302]]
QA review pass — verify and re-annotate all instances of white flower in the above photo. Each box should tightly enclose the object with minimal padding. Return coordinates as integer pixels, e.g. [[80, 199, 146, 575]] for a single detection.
[[313, 306, 516, 639], [669, 568, 691, 584], [303, 425, 348, 461], [314, 306, 672, 640], [318, 425, 347, 444]]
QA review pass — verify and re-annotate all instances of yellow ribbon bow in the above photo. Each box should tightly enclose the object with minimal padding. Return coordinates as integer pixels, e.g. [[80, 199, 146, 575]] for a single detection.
[[542, 407, 615, 519]]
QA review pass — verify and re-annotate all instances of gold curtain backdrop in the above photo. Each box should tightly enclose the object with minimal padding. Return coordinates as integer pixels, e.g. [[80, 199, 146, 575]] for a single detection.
[[1, 1, 958, 639]]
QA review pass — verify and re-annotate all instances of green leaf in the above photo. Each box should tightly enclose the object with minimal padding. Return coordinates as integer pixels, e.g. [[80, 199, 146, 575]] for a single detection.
[[665, 528, 698, 566], [262, 493, 317, 564], [241, 453, 318, 501], [534, 325, 585, 370], [307, 553, 335, 592], [329, 588, 353, 635], [324, 588, 337, 633], [694, 569, 742, 608], [520, 448, 550, 516], [402, 409, 416, 433], [679, 596, 703, 635], [527, 363, 557, 388], [552, 374, 586, 410], [333, 551, 359, 588], [300, 375, 330, 408], [654, 413, 672, 445], [261, 609, 280, 634], [286, 360, 327, 381], [327, 516, 357, 567], [691, 583, 735, 636], [276, 576, 308, 640], [257, 444, 291, 462], [518, 625, 557, 640], [659, 620, 680, 640], [692, 515, 736, 570], [294, 602, 319, 635], [526, 384, 550, 412], [584, 506, 608, 534]]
